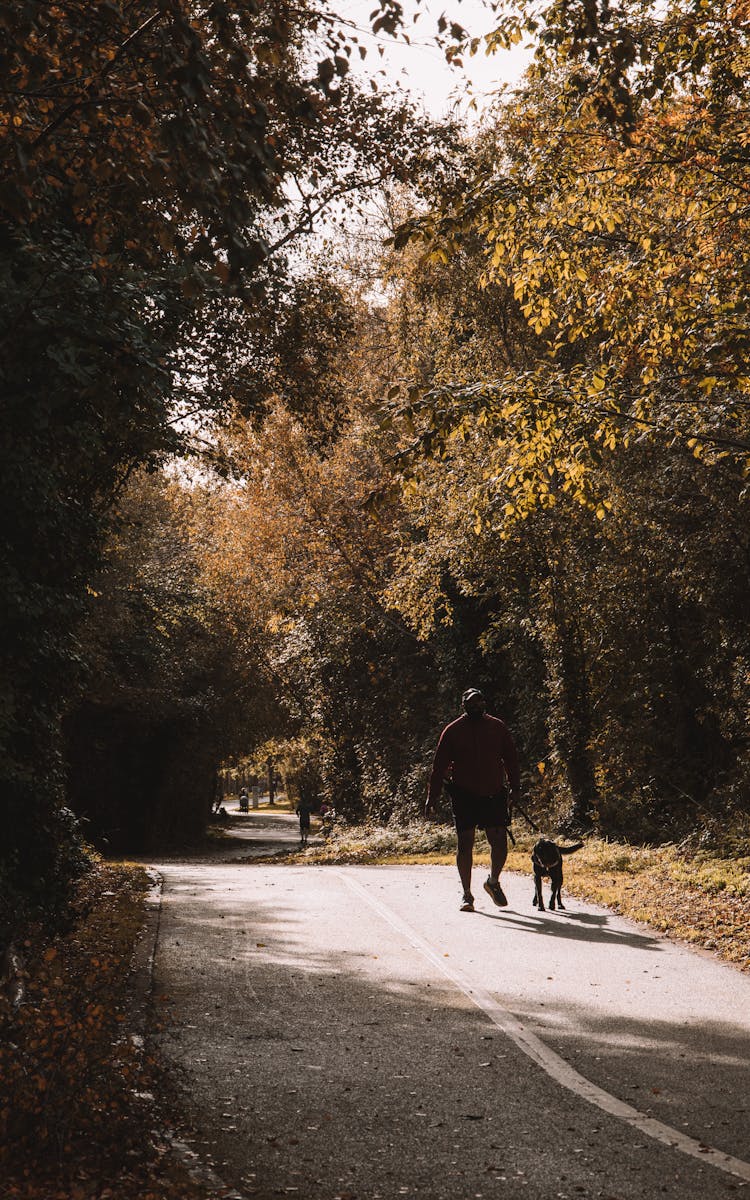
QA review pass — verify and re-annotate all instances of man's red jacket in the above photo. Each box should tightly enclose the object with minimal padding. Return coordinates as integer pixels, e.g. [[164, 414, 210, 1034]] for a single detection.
[[428, 713, 520, 807]]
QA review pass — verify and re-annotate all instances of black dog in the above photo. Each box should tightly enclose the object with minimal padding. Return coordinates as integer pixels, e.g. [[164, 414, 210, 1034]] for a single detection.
[[531, 839, 584, 911]]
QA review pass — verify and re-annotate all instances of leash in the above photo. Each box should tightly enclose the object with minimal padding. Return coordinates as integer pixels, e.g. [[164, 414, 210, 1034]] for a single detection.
[[510, 800, 541, 833]]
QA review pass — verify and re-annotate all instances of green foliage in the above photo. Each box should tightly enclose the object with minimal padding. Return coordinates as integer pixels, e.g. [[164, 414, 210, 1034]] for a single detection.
[[0, 217, 177, 938], [0, 0, 446, 932], [63, 474, 254, 851], [212, 273, 361, 444], [378, 0, 750, 836]]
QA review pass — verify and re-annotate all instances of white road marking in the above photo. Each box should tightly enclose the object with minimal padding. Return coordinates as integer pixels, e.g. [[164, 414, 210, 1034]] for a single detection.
[[338, 870, 750, 1184]]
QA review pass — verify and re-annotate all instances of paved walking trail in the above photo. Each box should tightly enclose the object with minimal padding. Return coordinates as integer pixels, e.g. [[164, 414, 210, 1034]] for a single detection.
[[151, 811, 750, 1199]]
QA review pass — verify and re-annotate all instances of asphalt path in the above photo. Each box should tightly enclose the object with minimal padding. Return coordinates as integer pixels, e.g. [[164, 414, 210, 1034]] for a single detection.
[[151, 812, 750, 1199]]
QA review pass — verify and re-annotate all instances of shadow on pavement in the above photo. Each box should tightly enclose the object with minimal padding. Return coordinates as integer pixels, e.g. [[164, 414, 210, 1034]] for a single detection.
[[475, 905, 663, 953], [153, 874, 750, 1200]]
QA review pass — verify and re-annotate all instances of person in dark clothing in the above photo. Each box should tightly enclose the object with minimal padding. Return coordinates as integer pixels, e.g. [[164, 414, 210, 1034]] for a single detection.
[[296, 799, 313, 847], [425, 688, 520, 912]]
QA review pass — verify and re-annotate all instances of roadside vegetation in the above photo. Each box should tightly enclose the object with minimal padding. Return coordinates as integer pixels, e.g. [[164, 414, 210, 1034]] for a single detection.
[[0, 861, 207, 1200]]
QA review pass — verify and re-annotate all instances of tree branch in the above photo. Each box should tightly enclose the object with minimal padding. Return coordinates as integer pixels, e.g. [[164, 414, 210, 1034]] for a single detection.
[[29, 9, 166, 155]]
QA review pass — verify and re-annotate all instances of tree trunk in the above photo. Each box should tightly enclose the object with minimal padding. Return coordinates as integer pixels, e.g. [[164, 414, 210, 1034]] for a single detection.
[[544, 567, 599, 830]]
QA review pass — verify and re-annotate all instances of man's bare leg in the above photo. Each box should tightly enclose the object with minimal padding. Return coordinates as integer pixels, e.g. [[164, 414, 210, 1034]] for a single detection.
[[485, 826, 508, 881], [456, 827, 475, 895], [482, 826, 509, 906]]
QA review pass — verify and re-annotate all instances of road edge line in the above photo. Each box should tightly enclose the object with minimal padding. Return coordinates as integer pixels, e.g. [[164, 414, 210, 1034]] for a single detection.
[[337, 869, 750, 1185]]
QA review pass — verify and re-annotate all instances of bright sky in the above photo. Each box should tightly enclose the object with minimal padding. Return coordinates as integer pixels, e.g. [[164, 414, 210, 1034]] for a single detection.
[[342, 0, 534, 119]]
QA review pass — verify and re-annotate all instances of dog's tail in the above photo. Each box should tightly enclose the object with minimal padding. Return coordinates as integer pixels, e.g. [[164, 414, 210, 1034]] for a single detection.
[[559, 841, 584, 855]]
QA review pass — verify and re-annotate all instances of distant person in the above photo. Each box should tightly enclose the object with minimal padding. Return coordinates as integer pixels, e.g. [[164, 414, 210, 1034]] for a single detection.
[[296, 799, 313, 847], [239, 786, 249, 813], [426, 688, 520, 912]]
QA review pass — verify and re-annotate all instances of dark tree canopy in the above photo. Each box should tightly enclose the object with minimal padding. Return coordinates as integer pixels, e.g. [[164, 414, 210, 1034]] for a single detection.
[[0, 0, 448, 940]]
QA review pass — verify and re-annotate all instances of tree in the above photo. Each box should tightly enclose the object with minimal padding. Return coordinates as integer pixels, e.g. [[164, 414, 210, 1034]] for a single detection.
[[379, 12, 750, 832], [62, 473, 255, 851], [191, 399, 444, 820], [0, 0, 451, 938], [393, 0, 750, 503]]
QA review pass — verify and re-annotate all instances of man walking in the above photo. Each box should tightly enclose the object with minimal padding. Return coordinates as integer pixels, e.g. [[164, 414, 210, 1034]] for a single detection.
[[296, 799, 313, 847], [426, 688, 520, 912]]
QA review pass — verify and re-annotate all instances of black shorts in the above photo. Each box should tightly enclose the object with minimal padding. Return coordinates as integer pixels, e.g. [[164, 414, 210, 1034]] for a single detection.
[[447, 784, 509, 833]]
